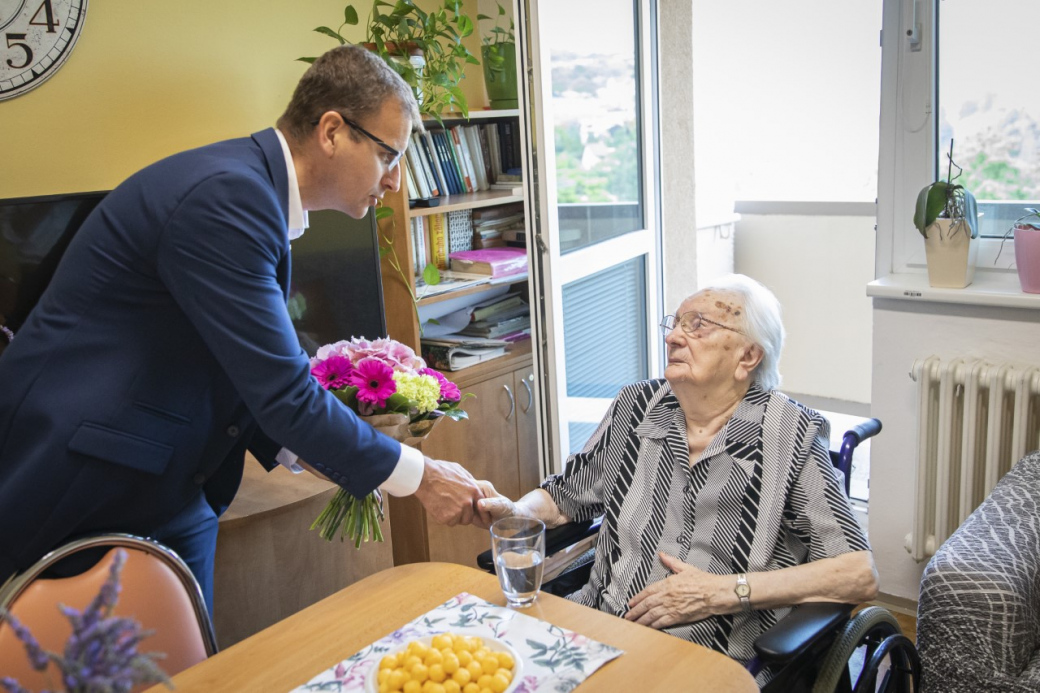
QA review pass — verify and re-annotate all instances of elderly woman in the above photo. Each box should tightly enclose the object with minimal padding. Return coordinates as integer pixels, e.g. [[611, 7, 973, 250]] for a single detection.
[[478, 274, 878, 672]]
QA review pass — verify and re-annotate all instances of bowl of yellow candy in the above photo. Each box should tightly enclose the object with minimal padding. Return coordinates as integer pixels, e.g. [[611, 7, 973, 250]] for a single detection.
[[365, 631, 522, 693]]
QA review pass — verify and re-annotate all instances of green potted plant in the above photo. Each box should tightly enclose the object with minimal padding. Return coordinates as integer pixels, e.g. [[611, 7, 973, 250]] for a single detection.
[[301, 0, 479, 120], [478, 1, 517, 109], [913, 140, 979, 288]]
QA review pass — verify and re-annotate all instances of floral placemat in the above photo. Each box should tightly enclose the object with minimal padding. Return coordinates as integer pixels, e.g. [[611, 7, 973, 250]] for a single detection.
[[290, 592, 624, 692]]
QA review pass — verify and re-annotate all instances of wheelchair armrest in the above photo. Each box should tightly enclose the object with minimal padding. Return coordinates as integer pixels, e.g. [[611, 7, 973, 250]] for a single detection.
[[476, 517, 602, 573], [753, 602, 855, 663], [845, 417, 882, 445]]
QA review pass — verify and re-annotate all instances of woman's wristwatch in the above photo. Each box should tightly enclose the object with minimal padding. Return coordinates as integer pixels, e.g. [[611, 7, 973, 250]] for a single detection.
[[734, 573, 752, 612]]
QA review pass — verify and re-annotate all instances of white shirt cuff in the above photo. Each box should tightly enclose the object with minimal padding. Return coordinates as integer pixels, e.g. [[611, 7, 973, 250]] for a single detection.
[[275, 444, 424, 496], [379, 444, 425, 497], [275, 447, 305, 473]]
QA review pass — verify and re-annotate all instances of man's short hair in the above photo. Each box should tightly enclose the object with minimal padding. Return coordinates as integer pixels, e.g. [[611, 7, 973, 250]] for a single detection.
[[278, 45, 423, 141]]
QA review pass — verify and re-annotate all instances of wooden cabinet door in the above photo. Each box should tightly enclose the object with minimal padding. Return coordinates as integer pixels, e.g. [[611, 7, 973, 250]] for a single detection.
[[514, 366, 541, 495], [421, 372, 521, 566]]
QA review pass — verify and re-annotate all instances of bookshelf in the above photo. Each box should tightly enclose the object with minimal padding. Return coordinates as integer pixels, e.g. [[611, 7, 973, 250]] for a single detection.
[[377, 108, 539, 567]]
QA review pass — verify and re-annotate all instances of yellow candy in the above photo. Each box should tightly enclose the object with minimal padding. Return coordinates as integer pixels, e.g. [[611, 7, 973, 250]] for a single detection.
[[411, 663, 430, 684], [431, 634, 453, 651], [466, 660, 483, 679], [495, 652, 514, 670], [403, 682, 421, 693], [443, 681, 461, 693], [462, 684, 480, 693], [452, 666, 472, 687], [457, 650, 474, 667], [441, 652, 460, 674], [490, 673, 510, 693], [476, 674, 493, 690], [428, 664, 447, 683]]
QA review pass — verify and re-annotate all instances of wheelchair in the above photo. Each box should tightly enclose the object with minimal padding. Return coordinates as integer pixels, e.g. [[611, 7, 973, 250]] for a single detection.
[[479, 418, 920, 693]]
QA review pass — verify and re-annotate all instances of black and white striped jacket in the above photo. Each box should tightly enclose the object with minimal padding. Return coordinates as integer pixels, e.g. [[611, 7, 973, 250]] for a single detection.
[[542, 379, 870, 665]]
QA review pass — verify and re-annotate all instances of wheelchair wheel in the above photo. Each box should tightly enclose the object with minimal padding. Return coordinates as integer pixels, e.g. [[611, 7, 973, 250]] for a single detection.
[[811, 606, 901, 693]]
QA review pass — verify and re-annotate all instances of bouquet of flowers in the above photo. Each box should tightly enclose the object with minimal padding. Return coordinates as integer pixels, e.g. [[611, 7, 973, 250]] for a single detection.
[[309, 337, 470, 547]]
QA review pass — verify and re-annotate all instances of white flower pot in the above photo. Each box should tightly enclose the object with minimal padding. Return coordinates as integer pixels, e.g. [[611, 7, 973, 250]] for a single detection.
[[924, 218, 978, 288]]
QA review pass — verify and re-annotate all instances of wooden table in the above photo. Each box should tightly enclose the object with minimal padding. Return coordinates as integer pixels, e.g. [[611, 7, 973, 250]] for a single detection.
[[156, 562, 758, 692]]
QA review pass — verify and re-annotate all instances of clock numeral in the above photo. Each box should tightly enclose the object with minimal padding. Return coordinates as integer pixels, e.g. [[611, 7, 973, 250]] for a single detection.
[[29, 0, 57, 33], [5, 33, 33, 69]]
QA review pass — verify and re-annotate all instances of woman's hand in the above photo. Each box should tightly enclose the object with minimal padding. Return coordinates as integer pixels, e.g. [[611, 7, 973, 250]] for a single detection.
[[473, 480, 519, 528], [624, 552, 729, 629]]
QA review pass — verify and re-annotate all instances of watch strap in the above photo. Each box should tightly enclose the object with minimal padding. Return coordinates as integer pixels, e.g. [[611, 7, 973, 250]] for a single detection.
[[735, 572, 751, 612]]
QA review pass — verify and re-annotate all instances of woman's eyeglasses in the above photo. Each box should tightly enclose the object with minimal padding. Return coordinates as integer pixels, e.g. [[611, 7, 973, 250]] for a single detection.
[[660, 311, 744, 336]]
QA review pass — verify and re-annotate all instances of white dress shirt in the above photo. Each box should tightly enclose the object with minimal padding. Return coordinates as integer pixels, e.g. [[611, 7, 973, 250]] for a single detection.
[[271, 129, 424, 497]]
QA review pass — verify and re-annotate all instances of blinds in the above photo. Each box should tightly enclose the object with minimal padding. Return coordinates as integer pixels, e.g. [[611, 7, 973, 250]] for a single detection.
[[562, 257, 648, 400]]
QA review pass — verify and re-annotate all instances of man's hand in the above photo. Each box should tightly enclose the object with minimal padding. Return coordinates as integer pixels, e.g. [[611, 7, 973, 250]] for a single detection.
[[624, 552, 728, 629], [414, 457, 485, 526]]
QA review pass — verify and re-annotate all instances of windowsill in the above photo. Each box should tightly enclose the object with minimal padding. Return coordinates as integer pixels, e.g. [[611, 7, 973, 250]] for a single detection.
[[867, 269, 1040, 309]]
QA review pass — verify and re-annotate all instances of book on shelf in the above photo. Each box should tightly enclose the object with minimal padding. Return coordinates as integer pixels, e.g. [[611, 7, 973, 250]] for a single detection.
[[463, 126, 489, 191], [449, 126, 477, 192], [428, 214, 450, 270], [449, 247, 528, 278], [414, 270, 491, 299], [458, 314, 532, 339], [419, 132, 449, 197], [421, 338, 509, 371], [470, 293, 526, 322]]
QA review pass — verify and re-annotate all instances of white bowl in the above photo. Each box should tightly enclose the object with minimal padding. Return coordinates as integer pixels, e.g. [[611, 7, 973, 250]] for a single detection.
[[365, 634, 523, 693]]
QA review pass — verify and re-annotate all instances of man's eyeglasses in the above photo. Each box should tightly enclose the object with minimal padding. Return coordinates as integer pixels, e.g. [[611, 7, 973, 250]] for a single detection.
[[660, 311, 744, 336], [312, 112, 404, 171]]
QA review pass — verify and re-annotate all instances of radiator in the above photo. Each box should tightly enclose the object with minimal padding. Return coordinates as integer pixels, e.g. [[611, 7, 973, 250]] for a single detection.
[[905, 356, 1040, 561]]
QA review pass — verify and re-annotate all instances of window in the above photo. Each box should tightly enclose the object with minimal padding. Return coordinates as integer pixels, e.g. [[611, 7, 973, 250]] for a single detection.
[[938, 0, 1040, 238], [879, 0, 1038, 274]]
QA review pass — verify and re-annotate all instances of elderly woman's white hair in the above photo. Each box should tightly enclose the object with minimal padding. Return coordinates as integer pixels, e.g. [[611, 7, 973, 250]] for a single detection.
[[698, 274, 785, 391]]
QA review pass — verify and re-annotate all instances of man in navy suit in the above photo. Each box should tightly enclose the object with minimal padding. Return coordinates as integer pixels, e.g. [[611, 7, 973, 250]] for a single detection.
[[0, 46, 488, 612]]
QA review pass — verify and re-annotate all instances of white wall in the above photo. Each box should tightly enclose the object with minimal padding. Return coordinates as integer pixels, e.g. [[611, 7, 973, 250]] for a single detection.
[[734, 212, 876, 404], [870, 300, 1040, 600]]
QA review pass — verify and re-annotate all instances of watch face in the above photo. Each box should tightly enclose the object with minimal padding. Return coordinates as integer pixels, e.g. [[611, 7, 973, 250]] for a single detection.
[[0, 0, 88, 102], [735, 583, 751, 598]]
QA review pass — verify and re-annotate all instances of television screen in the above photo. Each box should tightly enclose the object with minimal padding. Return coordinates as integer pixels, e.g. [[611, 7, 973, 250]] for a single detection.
[[287, 209, 388, 356], [0, 191, 107, 356], [0, 194, 386, 359]]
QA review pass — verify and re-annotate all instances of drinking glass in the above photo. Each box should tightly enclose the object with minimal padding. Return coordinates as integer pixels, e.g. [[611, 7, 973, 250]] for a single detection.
[[490, 516, 546, 608]]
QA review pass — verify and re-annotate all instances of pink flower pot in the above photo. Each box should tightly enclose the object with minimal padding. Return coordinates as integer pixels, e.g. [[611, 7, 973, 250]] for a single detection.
[[1014, 225, 1040, 293]]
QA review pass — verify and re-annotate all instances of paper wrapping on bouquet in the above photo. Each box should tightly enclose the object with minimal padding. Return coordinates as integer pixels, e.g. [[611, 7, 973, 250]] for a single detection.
[[364, 413, 438, 447], [290, 592, 624, 692], [364, 412, 436, 445]]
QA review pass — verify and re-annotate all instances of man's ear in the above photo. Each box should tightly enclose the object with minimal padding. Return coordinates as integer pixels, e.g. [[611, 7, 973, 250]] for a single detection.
[[314, 111, 343, 157], [734, 343, 765, 383]]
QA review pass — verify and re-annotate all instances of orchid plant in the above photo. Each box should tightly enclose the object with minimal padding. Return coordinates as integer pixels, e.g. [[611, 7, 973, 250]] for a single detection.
[[1, 549, 170, 693], [309, 337, 471, 547]]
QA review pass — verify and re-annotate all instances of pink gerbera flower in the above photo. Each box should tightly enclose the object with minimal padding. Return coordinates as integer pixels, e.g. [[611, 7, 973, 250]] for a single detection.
[[420, 367, 461, 402], [311, 354, 353, 390], [349, 358, 397, 407]]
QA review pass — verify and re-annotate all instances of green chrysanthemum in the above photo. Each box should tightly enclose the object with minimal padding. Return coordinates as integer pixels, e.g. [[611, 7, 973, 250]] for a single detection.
[[393, 372, 441, 414]]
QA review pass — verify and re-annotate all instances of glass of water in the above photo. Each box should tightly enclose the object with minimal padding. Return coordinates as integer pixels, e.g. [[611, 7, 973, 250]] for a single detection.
[[490, 516, 546, 608]]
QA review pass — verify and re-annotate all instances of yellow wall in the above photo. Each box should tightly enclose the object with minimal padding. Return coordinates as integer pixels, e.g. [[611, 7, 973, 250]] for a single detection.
[[1, 0, 486, 199]]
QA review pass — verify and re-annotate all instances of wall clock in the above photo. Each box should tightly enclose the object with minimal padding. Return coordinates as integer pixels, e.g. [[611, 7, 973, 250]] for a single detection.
[[0, 0, 88, 102]]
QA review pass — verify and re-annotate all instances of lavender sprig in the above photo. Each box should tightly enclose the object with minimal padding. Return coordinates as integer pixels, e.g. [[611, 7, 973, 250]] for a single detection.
[[1, 548, 172, 693]]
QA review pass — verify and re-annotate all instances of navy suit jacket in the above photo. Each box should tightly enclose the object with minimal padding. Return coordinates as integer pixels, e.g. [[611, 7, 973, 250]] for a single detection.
[[0, 129, 400, 578]]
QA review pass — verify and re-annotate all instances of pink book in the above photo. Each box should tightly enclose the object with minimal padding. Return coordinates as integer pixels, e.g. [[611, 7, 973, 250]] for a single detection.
[[448, 247, 528, 277]]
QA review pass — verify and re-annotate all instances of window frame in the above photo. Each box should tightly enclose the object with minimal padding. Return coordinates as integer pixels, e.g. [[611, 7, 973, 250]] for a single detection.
[[877, 0, 1019, 282]]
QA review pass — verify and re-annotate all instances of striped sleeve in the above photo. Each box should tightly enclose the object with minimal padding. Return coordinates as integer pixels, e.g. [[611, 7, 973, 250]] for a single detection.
[[539, 396, 620, 522], [783, 413, 871, 562]]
